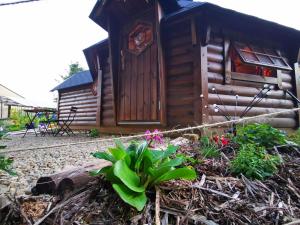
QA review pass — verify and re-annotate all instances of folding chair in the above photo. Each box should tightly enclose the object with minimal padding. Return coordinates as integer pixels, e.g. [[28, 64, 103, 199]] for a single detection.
[[55, 106, 77, 136]]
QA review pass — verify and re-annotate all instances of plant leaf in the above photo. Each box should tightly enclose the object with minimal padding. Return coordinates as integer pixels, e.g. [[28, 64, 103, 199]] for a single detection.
[[108, 147, 127, 161], [89, 165, 112, 176], [113, 160, 145, 193], [134, 141, 148, 172], [153, 168, 196, 185], [151, 145, 178, 163], [92, 152, 116, 163], [112, 183, 147, 211]]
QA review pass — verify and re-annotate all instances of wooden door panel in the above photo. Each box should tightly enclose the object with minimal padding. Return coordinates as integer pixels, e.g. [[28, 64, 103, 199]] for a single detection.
[[118, 7, 159, 123]]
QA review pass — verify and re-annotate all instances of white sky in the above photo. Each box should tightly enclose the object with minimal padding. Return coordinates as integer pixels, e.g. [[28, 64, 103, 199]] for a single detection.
[[0, 0, 299, 107]]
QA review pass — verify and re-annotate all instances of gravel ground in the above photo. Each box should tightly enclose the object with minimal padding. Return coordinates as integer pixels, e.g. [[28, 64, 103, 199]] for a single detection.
[[0, 132, 119, 197]]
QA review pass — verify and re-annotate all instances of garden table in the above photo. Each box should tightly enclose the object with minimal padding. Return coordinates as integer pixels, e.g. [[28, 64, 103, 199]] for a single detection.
[[22, 108, 57, 138]]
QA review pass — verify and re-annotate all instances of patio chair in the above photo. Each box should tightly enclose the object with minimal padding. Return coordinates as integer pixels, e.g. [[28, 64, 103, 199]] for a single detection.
[[55, 106, 78, 136]]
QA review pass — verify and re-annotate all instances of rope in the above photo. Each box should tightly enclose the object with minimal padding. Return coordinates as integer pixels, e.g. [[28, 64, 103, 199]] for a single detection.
[[0, 0, 44, 7], [2, 107, 300, 154]]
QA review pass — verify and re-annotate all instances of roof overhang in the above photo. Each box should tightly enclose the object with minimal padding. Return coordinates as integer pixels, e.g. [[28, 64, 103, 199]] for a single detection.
[[83, 39, 109, 79]]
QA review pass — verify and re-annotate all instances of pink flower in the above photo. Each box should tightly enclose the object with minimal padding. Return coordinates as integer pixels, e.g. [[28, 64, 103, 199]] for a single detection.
[[144, 129, 164, 145], [145, 130, 152, 141]]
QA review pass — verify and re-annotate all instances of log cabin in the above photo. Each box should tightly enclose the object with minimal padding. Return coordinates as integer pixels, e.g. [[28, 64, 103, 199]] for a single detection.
[[53, 0, 300, 134]]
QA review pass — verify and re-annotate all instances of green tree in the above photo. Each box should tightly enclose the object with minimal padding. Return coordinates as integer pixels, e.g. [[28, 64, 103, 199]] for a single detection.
[[60, 62, 84, 80]]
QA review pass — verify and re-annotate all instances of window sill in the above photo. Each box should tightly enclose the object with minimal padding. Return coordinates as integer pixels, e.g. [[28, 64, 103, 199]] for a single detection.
[[231, 72, 278, 85]]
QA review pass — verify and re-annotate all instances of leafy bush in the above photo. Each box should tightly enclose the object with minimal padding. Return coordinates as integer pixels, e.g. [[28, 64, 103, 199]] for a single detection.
[[230, 144, 281, 180], [9, 109, 30, 131], [235, 123, 287, 148], [200, 136, 220, 158], [91, 141, 196, 211], [90, 128, 100, 138], [0, 156, 16, 175], [287, 129, 300, 146]]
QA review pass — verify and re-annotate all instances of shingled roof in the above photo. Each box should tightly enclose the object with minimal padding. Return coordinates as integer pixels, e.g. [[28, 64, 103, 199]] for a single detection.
[[51, 70, 93, 92]]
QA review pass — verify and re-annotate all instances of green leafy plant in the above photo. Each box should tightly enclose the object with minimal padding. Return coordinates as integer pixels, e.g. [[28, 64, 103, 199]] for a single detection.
[[91, 141, 196, 211], [176, 153, 200, 165], [230, 144, 281, 180], [90, 128, 100, 138], [0, 156, 16, 175], [287, 129, 300, 146], [235, 123, 287, 149], [200, 136, 220, 158]]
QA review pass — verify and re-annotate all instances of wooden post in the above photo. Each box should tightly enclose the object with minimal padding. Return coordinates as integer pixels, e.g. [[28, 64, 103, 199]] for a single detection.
[[200, 45, 209, 124], [192, 18, 201, 124], [156, 1, 167, 127], [224, 38, 231, 84], [294, 62, 300, 125], [96, 55, 102, 127], [8, 105, 11, 118], [276, 70, 283, 89], [107, 17, 117, 126]]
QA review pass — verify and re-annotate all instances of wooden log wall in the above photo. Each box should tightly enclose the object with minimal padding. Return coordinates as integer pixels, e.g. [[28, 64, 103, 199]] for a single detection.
[[100, 58, 115, 126], [59, 85, 97, 126], [206, 30, 297, 128], [164, 20, 195, 126]]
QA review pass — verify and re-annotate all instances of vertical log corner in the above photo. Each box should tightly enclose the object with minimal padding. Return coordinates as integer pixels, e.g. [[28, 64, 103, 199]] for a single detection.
[[294, 62, 300, 126]]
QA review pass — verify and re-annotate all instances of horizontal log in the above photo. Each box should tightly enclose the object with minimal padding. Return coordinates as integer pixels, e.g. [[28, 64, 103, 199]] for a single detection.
[[59, 99, 97, 107], [33, 162, 110, 195], [208, 72, 223, 84], [167, 54, 193, 66], [60, 88, 92, 97], [59, 112, 97, 118], [167, 96, 194, 106], [167, 106, 194, 117], [208, 61, 223, 73], [103, 87, 113, 95], [208, 93, 294, 108], [231, 72, 278, 85], [208, 105, 296, 118], [167, 74, 194, 87], [59, 95, 97, 104], [60, 91, 93, 100], [59, 116, 96, 121], [167, 116, 194, 126], [102, 104, 113, 111], [71, 120, 96, 125], [59, 110, 96, 116], [167, 62, 193, 77], [207, 44, 223, 54], [167, 35, 192, 48], [168, 86, 194, 96], [103, 94, 113, 102], [282, 82, 293, 90], [209, 116, 297, 128], [166, 45, 193, 58], [207, 52, 223, 63], [102, 109, 114, 118], [208, 83, 292, 100], [59, 104, 97, 111], [281, 73, 292, 82], [102, 118, 115, 126], [103, 79, 112, 86], [208, 72, 292, 89]]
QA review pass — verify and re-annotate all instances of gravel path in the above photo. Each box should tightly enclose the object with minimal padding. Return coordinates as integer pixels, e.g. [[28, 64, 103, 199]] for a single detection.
[[0, 133, 119, 196]]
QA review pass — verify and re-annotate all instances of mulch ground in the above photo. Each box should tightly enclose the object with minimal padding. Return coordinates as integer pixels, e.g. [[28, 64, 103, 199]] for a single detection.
[[1, 139, 300, 225]]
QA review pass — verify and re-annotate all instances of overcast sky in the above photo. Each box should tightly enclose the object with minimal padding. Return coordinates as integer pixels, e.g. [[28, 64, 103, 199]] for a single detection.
[[0, 0, 299, 107]]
